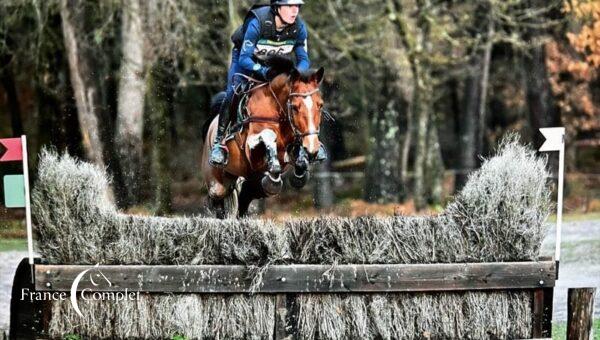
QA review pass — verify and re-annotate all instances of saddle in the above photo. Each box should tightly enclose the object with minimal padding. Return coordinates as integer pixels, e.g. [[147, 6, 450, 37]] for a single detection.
[[223, 81, 255, 143]]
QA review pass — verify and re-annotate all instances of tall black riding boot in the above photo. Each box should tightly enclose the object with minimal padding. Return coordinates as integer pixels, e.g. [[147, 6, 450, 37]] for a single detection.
[[209, 97, 232, 168]]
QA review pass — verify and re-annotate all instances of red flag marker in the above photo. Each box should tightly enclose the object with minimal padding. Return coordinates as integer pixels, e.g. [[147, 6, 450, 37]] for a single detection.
[[0, 138, 23, 162]]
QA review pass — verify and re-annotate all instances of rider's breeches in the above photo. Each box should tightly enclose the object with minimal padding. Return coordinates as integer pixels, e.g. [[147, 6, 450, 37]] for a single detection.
[[216, 48, 242, 136]]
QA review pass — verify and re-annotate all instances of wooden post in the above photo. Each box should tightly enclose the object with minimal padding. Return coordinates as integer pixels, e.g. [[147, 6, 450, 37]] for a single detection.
[[9, 258, 47, 339], [274, 294, 289, 340], [567, 288, 596, 340], [532, 288, 554, 338]]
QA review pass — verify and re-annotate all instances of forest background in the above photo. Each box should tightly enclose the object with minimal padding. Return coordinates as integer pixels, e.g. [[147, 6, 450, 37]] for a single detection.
[[0, 0, 598, 219]]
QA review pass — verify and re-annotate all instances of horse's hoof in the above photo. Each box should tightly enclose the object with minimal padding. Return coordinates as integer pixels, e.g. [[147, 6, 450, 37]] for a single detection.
[[289, 169, 309, 189], [295, 157, 309, 172], [310, 144, 328, 163], [261, 174, 283, 195]]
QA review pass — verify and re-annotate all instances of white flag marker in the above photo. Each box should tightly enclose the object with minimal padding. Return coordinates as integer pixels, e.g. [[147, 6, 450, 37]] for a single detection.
[[538, 127, 565, 265], [21, 135, 35, 282]]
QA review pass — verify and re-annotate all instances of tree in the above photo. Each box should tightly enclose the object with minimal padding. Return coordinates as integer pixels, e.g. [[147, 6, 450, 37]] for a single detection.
[[146, 59, 174, 215], [59, 0, 106, 168], [387, 0, 445, 210], [115, 0, 145, 207]]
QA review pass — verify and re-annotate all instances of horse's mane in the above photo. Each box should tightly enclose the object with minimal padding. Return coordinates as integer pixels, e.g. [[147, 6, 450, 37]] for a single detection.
[[264, 55, 296, 77], [264, 55, 320, 82]]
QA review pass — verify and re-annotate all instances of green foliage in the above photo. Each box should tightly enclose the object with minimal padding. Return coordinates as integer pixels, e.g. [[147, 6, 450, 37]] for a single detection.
[[63, 334, 81, 340], [552, 319, 600, 340], [0, 238, 27, 252]]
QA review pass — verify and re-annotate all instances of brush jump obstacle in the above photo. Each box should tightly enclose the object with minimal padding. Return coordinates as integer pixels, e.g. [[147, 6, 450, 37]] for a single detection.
[[8, 134, 565, 339]]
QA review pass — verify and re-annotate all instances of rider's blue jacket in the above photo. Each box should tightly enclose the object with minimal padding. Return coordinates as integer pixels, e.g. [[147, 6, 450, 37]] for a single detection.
[[238, 17, 310, 75], [226, 6, 310, 91]]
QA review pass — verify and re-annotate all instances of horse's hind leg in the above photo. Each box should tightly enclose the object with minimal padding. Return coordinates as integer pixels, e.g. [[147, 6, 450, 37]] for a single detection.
[[207, 178, 233, 219], [208, 197, 226, 219], [238, 179, 267, 217]]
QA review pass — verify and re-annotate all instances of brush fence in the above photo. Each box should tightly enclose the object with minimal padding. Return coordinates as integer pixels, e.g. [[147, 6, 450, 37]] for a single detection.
[[10, 257, 555, 339]]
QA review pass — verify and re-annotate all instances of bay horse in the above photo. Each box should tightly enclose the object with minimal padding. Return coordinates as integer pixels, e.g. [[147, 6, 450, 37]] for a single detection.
[[200, 63, 325, 218]]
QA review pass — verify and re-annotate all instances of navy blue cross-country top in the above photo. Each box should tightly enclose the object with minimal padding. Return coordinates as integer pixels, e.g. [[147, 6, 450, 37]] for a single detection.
[[231, 6, 310, 82], [239, 17, 310, 73]]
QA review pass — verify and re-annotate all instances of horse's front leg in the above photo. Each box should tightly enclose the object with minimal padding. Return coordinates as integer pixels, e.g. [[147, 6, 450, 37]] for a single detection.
[[247, 129, 283, 195], [286, 143, 310, 189]]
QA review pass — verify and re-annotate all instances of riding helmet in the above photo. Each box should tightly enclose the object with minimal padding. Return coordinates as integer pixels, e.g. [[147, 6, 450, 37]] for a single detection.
[[270, 0, 305, 6]]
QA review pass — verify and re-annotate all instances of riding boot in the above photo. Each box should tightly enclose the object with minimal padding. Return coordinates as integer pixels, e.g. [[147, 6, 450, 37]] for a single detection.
[[209, 97, 232, 168]]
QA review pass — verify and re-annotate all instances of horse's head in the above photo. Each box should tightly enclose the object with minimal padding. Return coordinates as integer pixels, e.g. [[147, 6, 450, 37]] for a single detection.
[[286, 67, 325, 157]]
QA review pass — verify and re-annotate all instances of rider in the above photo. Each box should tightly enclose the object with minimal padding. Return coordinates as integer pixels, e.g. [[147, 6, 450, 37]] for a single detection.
[[209, 0, 315, 168]]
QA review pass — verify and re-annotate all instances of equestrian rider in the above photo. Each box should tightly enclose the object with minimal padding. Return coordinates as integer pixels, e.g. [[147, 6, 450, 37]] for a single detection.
[[210, 0, 324, 168]]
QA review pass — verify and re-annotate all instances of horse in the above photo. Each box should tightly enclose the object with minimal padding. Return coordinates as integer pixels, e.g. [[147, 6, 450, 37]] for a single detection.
[[200, 61, 325, 218]]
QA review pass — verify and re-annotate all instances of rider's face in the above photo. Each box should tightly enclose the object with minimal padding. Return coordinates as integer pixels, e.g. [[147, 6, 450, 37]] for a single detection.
[[277, 5, 300, 24]]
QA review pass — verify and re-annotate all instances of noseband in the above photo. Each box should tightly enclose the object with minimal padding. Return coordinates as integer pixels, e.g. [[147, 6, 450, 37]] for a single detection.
[[271, 84, 321, 141], [234, 73, 322, 141]]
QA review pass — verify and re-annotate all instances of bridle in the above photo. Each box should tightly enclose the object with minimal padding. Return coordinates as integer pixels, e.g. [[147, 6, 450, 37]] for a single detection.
[[234, 73, 322, 141], [270, 82, 321, 141]]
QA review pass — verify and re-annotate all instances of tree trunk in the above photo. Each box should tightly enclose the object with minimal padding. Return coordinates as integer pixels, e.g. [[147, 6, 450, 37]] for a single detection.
[[400, 101, 412, 201], [457, 9, 494, 190], [456, 65, 480, 190], [413, 82, 431, 210], [0, 55, 23, 137], [364, 100, 401, 203], [477, 20, 494, 157], [146, 59, 173, 215], [424, 116, 444, 204], [115, 0, 146, 207], [523, 43, 562, 176], [388, 0, 434, 210], [313, 116, 335, 209], [524, 45, 561, 148], [313, 162, 334, 209], [59, 0, 106, 167]]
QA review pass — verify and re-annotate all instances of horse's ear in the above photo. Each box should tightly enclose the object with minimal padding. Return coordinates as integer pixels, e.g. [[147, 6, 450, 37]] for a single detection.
[[313, 67, 325, 84]]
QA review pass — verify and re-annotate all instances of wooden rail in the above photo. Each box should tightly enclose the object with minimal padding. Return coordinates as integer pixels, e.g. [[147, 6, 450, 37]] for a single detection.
[[34, 261, 556, 293], [9, 259, 557, 339]]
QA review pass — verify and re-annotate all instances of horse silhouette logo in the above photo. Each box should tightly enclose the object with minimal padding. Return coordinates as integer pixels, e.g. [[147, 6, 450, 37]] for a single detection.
[[69, 264, 112, 317]]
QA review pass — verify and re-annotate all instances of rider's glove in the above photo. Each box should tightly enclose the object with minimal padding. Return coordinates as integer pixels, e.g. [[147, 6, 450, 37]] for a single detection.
[[259, 66, 271, 80]]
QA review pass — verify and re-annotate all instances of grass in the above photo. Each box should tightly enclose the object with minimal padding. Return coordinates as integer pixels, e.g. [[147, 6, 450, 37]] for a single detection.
[[0, 219, 26, 238], [553, 319, 600, 339], [0, 238, 27, 252], [558, 238, 600, 264], [548, 212, 600, 222]]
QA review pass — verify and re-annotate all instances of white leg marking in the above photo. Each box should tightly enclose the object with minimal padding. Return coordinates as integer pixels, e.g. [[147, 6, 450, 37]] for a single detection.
[[247, 128, 277, 150]]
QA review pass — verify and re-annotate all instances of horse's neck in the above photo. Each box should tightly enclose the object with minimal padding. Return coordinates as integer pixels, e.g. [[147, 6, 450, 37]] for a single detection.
[[248, 85, 286, 119]]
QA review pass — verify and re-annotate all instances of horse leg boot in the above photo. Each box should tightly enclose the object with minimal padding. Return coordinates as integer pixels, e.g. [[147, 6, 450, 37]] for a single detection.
[[261, 139, 283, 195], [265, 142, 281, 175], [289, 146, 310, 189], [209, 95, 232, 168]]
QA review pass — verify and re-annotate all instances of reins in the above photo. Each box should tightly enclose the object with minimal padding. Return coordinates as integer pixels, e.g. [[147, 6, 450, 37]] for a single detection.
[[234, 72, 321, 141]]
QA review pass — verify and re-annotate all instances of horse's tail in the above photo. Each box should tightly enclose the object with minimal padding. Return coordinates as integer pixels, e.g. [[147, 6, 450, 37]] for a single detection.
[[202, 91, 227, 142]]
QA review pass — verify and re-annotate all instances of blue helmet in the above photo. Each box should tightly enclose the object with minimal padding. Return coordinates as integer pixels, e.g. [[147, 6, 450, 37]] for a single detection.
[[271, 0, 304, 5]]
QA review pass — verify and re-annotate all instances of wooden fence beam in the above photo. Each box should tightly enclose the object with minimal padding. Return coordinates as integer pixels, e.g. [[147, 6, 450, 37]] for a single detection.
[[34, 261, 556, 293]]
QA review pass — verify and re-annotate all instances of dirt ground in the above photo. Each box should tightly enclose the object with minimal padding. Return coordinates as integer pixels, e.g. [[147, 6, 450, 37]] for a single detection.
[[0, 220, 598, 331]]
